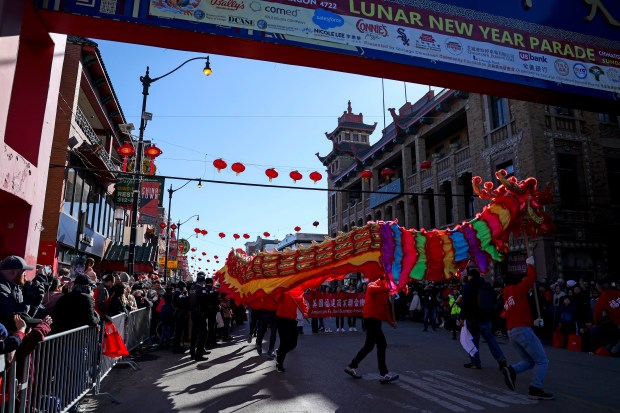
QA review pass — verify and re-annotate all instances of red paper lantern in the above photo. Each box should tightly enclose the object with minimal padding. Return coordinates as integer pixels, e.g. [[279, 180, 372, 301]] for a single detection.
[[313, 221, 319, 227], [216, 261, 219, 264], [117, 142, 136, 172], [194, 228, 201, 234], [144, 144, 163, 175], [309, 171, 323, 184], [159, 222, 167, 230], [294, 226, 301, 232], [243, 233, 250, 239], [219, 232, 226, 239], [361, 170, 373, 181], [420, 160, 432, 169], [231, 162, 245, 175], [191, 248, 196, 252], [233, 233, 240, 240], [170, 223, 177, 230], [207, 259, 210, 262], [213, 158, 227, 173], [263, 232, 270, 237], [265, 168, 278, 182], [381, 167, 395, 181], [214, 255, 218, 259], [201, 229, 208, 236], [202, 252, 206, 256], [198, 258, 202, 261], [289, 170, 303, 183]]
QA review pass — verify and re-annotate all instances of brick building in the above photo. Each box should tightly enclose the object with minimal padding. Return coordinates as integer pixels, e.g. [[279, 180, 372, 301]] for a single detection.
[[38, 37, 159, 276], [318, 90, 620, 282]]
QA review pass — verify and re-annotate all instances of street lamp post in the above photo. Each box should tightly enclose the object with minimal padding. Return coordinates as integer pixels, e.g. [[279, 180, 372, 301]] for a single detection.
[[127, 56, 211, 276], [162, 181, 194, 284], [175, 214, 199, 282]]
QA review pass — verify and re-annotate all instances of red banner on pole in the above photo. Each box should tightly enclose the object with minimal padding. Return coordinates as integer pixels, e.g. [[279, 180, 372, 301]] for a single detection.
[[305, 291, 364, 318]]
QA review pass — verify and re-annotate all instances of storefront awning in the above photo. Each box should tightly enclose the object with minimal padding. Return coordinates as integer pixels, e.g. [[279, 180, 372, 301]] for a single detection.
[[101, 242, 157, 274]]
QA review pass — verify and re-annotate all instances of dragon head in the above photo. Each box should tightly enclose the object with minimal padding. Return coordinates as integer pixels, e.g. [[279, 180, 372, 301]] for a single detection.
[[473, 170, 555, 239]]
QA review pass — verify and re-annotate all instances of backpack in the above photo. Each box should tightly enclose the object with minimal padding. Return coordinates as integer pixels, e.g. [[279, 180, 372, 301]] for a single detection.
[[477, 282, 497, 313]]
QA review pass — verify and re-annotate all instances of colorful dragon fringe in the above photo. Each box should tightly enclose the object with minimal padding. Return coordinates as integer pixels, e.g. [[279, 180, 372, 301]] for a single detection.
[[215, 170, 554, 306]]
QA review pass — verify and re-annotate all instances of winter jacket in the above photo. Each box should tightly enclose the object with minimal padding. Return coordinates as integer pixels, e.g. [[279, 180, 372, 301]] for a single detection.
[[276, 289, 308, 320], [502, 264, 536, 330], [362, 278, 394, 325], [593, 289, 620, 327]]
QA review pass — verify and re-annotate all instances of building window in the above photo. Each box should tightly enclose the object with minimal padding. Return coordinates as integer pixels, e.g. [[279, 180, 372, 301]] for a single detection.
[[557, 152, 586, 207], [599, 113, 619, 124], [489, 96, 508, 129], [496, 160, 514, 177], [330, 193, 336, 217], [353, 133, 359, 142], [72, 170, 84, 219], [555, 107, 572, 116], [361, 135, 367, 143], [607, 158, 620, 207], [64, 168, 76, 216]]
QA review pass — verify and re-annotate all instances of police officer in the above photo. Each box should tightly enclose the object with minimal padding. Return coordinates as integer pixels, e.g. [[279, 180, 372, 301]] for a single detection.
[[205, 277, 221, 349], [188, 272, 209, 360], [172, 280, 190, 354]]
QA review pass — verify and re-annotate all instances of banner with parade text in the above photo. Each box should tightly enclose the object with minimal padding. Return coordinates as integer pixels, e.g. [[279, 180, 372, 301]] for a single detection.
[[305, 291, 364, 317]]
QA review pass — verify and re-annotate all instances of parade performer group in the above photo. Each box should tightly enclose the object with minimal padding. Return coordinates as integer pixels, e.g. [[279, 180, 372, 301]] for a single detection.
[[214, 170, 557, 395]]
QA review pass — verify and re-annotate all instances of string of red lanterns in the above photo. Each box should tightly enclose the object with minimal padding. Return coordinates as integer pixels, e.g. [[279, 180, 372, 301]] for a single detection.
[[208, 157, 324, 184]]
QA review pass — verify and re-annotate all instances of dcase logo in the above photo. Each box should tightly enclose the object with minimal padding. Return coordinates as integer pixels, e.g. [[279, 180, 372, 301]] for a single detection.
[[445, 38, 462, 55], [519, 52, 547, 63], [573, 63, 587, 79], [228, 16, 254, 26], [554, 59, 569, 76]]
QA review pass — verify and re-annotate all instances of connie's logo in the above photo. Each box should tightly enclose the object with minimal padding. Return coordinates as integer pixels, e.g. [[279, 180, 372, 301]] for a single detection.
[[355, 19, 388, 37]]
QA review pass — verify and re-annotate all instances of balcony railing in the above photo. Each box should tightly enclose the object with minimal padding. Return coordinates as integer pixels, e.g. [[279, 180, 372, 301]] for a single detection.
[[75, 107, 103, 147], [406, 173, 418, 191]]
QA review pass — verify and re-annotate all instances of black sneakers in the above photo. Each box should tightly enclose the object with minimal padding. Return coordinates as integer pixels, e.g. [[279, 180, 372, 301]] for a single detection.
[[498, 359, 508, 371], [463, 363, 482, 369], [528, 386, 554, 400], [502, 366, 516, 391], [379, 372, 399, 383], [276, 363, 285, 373]]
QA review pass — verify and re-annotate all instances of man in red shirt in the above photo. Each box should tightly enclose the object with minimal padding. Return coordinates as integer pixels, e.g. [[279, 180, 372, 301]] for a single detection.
[[344, 276, 399, 383], [274, 287, 308, 372], [501, 256, 554, 400], [592, 280, 620, 355]]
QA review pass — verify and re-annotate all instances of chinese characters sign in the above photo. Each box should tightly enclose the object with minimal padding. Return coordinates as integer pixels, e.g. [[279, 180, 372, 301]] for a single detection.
[[305, 291, 365, 317]]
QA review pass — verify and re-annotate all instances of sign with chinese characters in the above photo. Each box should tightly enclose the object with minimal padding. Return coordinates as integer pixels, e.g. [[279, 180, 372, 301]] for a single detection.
[[35, 0, 620, 107], [138, 176, 165, 225], [305, 291, 364, 317]]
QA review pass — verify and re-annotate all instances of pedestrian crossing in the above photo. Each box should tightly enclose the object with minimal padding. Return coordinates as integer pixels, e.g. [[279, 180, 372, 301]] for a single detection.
[[362, 369, 536, 412]]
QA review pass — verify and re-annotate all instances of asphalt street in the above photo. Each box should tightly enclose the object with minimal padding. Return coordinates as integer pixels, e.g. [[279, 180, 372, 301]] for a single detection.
[[85, 321, 620, 413]]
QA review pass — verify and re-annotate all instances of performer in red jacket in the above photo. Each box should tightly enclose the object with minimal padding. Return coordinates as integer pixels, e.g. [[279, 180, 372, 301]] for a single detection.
[[501, 256, 554, 400], [274, 287, 308, 372], [344, 276, 399, 383]]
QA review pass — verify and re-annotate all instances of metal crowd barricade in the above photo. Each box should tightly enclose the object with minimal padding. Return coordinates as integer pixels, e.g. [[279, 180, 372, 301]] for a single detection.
[[24, 324, 100, 413], [123, 308, 150, 352], [2, 307, 152, 413]]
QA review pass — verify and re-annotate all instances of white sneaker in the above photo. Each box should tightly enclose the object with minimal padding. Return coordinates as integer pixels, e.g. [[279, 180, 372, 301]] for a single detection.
[[349, 328, 353, 332], [353, 327, 357, 332], [379, 372, 399, 383]]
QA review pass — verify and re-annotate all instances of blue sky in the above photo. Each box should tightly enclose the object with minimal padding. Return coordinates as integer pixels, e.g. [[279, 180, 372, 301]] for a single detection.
[[96, 40, 439, 276]]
